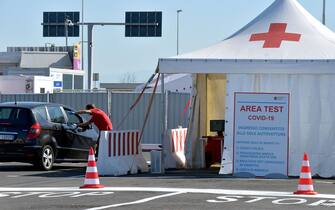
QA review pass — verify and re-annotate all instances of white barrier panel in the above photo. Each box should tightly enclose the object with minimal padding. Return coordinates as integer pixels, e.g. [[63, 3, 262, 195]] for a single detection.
[[165, 128, 188, 169], [97, 130, 148, 176]]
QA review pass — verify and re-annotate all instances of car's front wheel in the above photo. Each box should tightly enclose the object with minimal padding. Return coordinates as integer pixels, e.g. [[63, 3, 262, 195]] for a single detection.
[[36, 145, 54, 170]]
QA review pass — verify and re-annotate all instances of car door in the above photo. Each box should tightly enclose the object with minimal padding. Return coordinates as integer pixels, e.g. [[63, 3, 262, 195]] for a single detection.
[[63, 107, 98, 159], [46, 105, 69, 159]]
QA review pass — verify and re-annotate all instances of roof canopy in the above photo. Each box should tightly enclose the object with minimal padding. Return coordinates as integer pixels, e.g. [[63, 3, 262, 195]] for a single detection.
[[158, 0, 335, 74]]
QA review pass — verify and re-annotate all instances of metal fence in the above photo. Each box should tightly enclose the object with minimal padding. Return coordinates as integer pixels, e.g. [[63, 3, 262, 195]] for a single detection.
[[0, 91, 190, 144], [111, 92, 189, 144]]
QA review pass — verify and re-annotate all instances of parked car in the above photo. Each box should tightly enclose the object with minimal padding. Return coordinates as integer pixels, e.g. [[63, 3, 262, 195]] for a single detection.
[[0, 102, 98, 170]]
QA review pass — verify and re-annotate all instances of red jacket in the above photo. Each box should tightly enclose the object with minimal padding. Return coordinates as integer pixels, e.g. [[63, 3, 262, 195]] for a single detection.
[[90, 108, 113, 131]]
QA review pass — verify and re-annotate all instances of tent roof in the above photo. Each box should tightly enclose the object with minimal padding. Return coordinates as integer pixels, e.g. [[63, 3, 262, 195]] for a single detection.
[[158, 0, 335, 74]]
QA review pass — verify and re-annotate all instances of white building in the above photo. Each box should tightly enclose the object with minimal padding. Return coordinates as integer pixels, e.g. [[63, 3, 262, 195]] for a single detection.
[[0, 46, 84, 92], [0, 75, 53, 94]]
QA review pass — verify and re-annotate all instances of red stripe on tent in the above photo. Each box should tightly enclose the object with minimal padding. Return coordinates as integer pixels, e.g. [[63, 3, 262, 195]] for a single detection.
[[301, 166, 311, 173], [113, 133, 116, 156], [299, 178, 313, 185], [127, 132, 131, 155], [131, 133, 135, 155], [123, 132, 126, 156], [171, 130, 175, 153], [136, 131, 139, 154], [184, 99, 191, 113], [118, 132, 121, 156], [85, 172, 99, 179], [88, 161, 96, 167], [108, 133, 112, 157]]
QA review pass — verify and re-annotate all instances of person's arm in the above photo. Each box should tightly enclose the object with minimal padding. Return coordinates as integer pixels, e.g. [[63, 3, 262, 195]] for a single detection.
[[76, 110, 92, 115], [77, 117, 93, 128], [76, 110, 93, 127]]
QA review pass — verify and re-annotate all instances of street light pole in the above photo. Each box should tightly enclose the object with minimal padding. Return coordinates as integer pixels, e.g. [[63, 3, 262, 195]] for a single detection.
[[81, 0, 85, 71], [322, 0, 326, 25], [65, 19, 68, 48], [65, 18, 74, 48], [78, 22, 158, 89], [177, 9, 182, 55], [87, 24, 94, 90]]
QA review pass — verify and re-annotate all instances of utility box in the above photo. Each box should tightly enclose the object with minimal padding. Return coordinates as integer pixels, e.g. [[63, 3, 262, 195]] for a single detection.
[[150, 151, 164, 174]]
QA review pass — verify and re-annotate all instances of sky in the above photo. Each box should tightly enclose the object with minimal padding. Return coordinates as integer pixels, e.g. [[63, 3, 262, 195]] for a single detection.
[[1, 0, 335, 84]]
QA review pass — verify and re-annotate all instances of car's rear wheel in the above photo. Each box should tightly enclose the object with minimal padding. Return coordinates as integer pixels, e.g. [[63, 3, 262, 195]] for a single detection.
[[36, 145, 54, 170]]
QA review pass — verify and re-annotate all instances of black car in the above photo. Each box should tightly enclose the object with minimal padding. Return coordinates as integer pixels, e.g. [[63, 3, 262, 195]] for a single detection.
[[0, 102, 98, 170]]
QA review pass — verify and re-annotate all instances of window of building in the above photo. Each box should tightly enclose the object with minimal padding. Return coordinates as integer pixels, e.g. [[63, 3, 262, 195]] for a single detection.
[[63, 74, 73, 89], [74, 75, 84, 89]]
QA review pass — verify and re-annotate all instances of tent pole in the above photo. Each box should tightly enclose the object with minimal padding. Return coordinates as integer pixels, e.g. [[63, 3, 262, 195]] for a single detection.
[[161, 73, 166, 173]]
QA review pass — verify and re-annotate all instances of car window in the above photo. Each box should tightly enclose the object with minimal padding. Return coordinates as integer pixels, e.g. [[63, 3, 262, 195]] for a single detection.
[[34, 106, 48, 122], [0, 107, 33, 126], [64, 109, 82, 124], [47, 106, 65, 124], [0, 108, 12, 120]]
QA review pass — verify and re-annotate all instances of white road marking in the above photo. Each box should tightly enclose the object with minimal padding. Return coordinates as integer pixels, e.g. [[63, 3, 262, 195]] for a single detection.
[[315, 181, 334, 184], [7, 175, 18, 178], [86, 191, 185, 210], [0, 187, 334, 199]]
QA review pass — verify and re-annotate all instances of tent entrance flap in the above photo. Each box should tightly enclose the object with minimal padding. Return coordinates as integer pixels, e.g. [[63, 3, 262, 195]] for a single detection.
[[187, 74, 227, 168], [206, 74, 227, 136]]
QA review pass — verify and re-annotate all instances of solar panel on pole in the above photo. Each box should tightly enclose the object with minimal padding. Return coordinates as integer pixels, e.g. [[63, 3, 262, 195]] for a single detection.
[[43, 11, 80, 37], [125, 11, 162, 37]]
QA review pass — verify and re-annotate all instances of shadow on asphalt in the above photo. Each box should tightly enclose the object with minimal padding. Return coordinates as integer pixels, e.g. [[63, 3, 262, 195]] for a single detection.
[[99, 168, 234, 179]]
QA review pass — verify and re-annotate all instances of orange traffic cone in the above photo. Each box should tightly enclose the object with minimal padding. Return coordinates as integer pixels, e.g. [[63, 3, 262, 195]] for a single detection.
[[80, 147, 104, 189], [294, 152, 317, 195]]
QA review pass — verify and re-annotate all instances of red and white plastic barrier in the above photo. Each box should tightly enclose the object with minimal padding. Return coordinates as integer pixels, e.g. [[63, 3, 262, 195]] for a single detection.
[[165, 127, 188, 169], [97, 130, 148, 176]]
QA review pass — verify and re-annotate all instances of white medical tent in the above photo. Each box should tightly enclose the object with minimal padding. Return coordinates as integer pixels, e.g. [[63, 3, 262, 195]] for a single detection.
[[157, 0, 335, 177]]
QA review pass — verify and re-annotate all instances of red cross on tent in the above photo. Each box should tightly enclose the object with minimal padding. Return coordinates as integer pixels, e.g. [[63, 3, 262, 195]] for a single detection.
[[250, 23, 301, 48]]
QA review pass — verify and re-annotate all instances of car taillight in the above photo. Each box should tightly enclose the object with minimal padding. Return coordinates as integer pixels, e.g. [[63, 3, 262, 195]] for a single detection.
[[27, 123, 41, 140]]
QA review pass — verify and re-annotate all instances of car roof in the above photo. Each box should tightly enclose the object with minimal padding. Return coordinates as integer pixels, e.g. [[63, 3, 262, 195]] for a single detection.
[[0, 101, 69, 109]]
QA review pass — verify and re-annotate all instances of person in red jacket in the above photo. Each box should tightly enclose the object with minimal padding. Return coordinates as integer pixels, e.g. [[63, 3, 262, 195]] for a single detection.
[[76, 104, 113, 154]]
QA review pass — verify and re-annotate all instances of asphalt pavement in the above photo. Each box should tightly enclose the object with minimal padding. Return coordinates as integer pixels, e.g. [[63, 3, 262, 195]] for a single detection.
[[0, 162, 335, 210]]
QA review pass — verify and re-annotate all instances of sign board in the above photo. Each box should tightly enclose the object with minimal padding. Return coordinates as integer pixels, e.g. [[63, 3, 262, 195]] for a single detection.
[[125, 11, 162, 37], [50, 72, 63, 90], [43, 11, 80, 37], [73, 43, 81, 70], [233, 92, 290, 177]]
